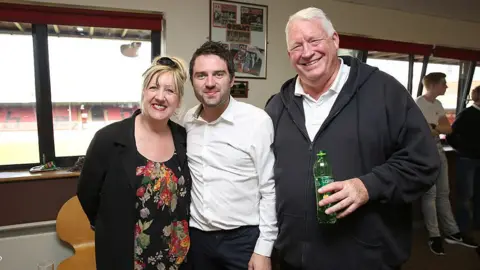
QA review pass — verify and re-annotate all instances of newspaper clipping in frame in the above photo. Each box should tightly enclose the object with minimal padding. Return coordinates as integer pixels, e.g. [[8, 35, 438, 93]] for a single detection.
[[230, 43, 264, 76], [226, 23, 251, 44], [212, 3, 237, 28], [240, 6, 263, 32]]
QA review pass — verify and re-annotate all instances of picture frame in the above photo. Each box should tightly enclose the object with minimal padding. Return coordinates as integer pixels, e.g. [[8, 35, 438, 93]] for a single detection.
[[230, 80, 249, 98], [210, 0, 268, 79]]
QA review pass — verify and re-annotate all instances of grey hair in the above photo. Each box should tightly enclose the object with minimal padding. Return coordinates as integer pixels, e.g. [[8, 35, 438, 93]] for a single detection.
[[285, 7, 336, 49]]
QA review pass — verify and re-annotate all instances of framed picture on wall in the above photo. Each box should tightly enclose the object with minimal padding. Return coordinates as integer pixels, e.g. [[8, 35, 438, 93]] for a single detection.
[[210, 0, 268, 79], [230, 80, 249, 98]]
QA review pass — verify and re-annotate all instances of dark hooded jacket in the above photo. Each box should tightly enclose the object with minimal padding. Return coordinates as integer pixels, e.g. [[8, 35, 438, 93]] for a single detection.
[[265, 56, 440, 269]]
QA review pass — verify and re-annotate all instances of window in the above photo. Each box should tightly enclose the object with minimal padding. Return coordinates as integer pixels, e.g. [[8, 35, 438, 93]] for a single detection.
[[48, 25, 151, 157], [423, 57, 460, 125], [336, 35, 479, 131], [0, 22, 39, 165], [468, 65, 480, 107], [421, 57, 461, 125], [0, 3, 162, 169], [425, 58, 460, 110], [412, 60, 425, 98], [338, 49, 356, 57], [471, 66, 480, 90], [366, 51, 409, 89]]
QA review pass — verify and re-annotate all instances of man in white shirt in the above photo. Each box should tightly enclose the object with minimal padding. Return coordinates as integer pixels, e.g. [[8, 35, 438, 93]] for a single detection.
[[415, 72, 477, 256], [183, 41, 277, 270]]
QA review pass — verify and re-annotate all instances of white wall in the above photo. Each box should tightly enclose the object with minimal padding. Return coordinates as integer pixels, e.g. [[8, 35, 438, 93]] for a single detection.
[[0, 232, 72, 270], [0, 222, 73, 270]]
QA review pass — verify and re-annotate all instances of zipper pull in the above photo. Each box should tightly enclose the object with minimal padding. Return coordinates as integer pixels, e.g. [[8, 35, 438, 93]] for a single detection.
[[309, 143, 313, 151]]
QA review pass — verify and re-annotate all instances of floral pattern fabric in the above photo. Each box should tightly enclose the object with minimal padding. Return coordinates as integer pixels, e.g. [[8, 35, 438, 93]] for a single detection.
[[134, 152, 190, 270]]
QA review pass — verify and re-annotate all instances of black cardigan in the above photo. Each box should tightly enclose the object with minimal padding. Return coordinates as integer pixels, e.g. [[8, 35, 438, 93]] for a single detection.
[[77, 110, 191, 270], [447, 105, 480, 159]]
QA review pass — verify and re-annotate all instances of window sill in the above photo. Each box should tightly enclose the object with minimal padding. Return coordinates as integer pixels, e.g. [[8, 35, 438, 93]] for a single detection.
[[0, 146, 455, 183], [0, 169, 80, 183]]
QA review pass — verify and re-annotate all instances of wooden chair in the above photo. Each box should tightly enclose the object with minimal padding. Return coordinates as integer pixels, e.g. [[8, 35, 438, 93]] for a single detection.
[[56, 196, 96, 270]]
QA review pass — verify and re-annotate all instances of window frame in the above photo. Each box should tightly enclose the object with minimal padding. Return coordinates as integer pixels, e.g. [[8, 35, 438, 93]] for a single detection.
[[0, 3, 162, 170], [339, 34, 480, 146], [339, 34, 478, 113]]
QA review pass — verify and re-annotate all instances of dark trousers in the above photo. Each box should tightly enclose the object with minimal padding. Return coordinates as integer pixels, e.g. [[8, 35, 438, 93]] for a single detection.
[[455, 156, 480, 232], [272, 250, 401, 270], [189, 226, 260, 270], [277, 263, 401, 270]]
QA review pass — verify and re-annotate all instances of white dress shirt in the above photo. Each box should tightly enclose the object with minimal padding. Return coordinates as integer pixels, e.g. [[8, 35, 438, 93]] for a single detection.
[[415, 96, 447, 143], [415, 96, 446, 126], [295, 58, 351, 141], [183, 97, 278, 257]]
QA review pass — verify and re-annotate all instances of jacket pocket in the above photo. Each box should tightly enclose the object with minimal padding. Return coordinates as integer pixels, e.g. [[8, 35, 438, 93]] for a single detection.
[[341, 235, 383, 270], [305, 205, 384, 269], [336, 207, 383, 269], [342, 204, 383, 246], [310, 230, 383, 270]]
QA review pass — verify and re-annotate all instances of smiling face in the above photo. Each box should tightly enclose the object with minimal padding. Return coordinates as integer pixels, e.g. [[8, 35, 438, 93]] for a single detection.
[[141, 71, 180, 121], [191, 54, 233, 108], [287, 18, 339, 85]]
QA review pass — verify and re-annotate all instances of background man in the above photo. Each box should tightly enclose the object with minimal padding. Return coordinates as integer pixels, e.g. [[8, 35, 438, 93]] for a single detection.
[[416, 72, 478, 255], [447, 86, 480, 238]]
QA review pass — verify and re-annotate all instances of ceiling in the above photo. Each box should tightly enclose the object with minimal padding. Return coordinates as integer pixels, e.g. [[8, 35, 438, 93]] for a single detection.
[[0, 21, 151, 41], [334, 0, 480, 24], [367, 51, 460, 65]]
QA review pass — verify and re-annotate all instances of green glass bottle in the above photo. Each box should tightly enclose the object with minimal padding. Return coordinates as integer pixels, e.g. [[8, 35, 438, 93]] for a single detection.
[[313, 151, 337, 224]]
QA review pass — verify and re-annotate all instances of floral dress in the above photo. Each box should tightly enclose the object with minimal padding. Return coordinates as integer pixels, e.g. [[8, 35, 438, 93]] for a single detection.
[[133, 151, 190, 270]]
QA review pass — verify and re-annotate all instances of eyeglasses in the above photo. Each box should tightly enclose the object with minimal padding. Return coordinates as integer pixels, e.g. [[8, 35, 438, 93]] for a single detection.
[[289, 37, 331, 53], [157, 57, 178, 69]]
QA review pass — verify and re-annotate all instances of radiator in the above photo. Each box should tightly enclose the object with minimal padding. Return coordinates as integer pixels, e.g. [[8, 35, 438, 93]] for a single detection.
[[0, 221, 73, 270]]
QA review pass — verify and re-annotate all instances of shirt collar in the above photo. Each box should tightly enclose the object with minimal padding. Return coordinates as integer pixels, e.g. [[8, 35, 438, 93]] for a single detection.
[[294, 57, 345, 97], [193, 96, 236, 123]]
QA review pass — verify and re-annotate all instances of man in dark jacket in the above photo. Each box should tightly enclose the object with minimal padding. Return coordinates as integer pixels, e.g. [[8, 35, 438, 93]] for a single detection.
[[447, 86, 480, 233], [265, 7, 440, 270]]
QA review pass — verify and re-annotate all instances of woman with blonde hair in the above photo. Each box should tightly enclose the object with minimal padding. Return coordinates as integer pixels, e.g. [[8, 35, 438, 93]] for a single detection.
[[77, 56, 192, 270]]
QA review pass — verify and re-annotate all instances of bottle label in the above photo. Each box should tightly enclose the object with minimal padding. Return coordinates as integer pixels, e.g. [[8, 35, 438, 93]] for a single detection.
[[315, 175, 334, 200], [319, 175, 334, 186]]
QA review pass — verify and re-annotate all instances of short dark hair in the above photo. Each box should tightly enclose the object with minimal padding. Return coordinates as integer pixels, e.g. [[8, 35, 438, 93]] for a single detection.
[[423, 72, 446, 89], [472, 85, 480, 102], [189, 41, 235, 82]]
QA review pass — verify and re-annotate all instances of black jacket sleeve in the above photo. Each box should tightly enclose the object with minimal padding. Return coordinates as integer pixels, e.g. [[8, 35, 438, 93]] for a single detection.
[[77, 130, 109, 228], [359, 81, 440, 204], [446, 109, 480, 155], [446, 110, 466, 150]]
